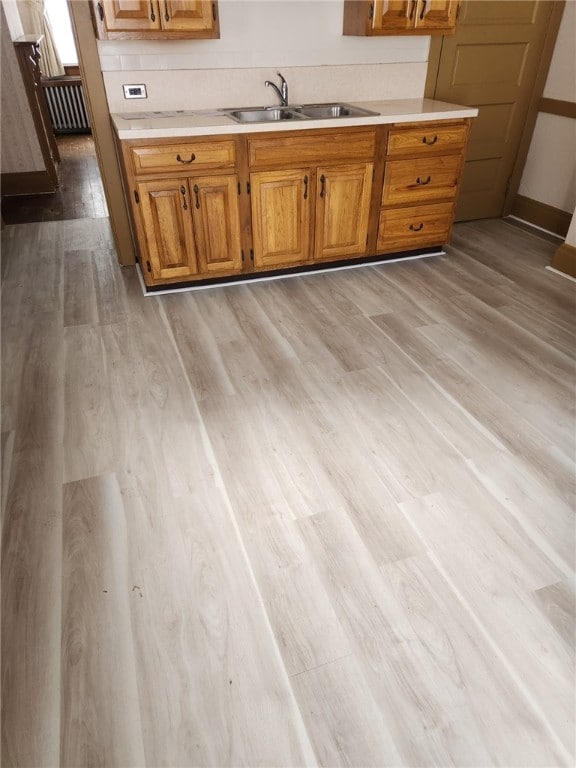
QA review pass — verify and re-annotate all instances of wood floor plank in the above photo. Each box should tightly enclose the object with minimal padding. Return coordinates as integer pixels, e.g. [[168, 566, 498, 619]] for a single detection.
[[63, 249, 98, 328], [532, 580, 576, 659], [61, 474, 146, 766]]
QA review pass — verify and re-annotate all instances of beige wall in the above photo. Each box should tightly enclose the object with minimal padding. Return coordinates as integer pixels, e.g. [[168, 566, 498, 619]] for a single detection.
[[0, 1, 46, 175], [99, 0, 430, 113], [565, 207, 576, 248], [518, 1, 576, 214]]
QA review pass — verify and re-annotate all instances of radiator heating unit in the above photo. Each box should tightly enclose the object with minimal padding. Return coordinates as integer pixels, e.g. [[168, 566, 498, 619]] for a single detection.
[[43, 79, 91, 134]]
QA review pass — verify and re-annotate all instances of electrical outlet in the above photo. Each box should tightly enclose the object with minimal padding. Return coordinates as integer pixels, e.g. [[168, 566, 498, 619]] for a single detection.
[[123, 84, 147, 99]]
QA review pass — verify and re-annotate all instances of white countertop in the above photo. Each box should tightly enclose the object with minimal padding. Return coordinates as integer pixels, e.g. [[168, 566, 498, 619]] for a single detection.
[[111, 98, 478, 139]]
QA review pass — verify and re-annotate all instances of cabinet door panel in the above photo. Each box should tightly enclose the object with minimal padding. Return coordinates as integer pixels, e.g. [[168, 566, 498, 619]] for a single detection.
[[191, 175, 242, 275], [251, 170, 312, 269], [372, 0, 414, 31], [315, 164, 373, 261], [382, 155, 462, 205], [415, 0, 458, 30], [101, 0, 160, 31], [163, 0, 215, 32], [137, 180, 198, 281]]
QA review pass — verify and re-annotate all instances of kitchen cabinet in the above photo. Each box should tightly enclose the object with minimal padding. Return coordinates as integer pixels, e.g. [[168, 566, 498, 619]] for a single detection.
[[119, 136, 243, 284], [116, 117, 471, 287], [343, 0, 459, 36], [375, 119, 469, 256], [92, 0, 219, 39]]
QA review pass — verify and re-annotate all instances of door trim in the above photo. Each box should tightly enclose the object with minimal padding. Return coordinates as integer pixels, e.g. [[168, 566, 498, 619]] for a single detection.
[[67, 0, 136, 266], [425, 1, 566, 219]]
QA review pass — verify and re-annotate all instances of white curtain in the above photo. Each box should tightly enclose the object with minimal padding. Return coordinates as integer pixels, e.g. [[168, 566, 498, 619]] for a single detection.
[[19, 0, 65, 77]]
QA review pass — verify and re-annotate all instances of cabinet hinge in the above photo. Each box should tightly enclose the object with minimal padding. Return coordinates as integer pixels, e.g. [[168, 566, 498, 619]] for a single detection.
[[250, 249, 254, 262], [237, 181, 241, 195], [246, 181, 251, 194], [134, 189, 140, 204], [368, 2, 374, 20], [212, 2, 217, 21], [97, 1, 104, 21], [146, 260, 152, 273]]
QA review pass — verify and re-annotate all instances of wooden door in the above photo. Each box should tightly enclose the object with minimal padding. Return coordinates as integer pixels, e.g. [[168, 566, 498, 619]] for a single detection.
[[190, 174, 242, 275], [250, 169, 312, 269], [429, 1, 561, 220], [137, 180, 198, 281], [372, 0, 414, 32], [162, 0, 215, 33], [101, 0, 160, 31], [315, 163, 373, 261], [415, 0, 458, 31]]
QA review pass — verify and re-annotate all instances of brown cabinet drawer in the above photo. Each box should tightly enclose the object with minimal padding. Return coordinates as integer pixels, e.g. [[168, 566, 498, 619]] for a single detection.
[[377, 203, 453, 252], [382, 155, 461, 205], [248, 129, 376, 168], [129, 140, 236, 175], [387, 123, 468, 157]]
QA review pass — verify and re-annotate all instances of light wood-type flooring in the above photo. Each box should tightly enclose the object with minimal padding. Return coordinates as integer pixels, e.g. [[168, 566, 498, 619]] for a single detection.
[[1, 216, 575, 767]]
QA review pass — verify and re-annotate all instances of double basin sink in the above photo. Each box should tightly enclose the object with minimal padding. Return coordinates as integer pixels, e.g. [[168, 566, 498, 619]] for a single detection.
[[227, 103, 378, 124]]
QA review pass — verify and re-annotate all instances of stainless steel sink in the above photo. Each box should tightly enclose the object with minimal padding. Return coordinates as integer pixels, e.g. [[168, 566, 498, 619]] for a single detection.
[[226, 103, 379, 124], [295, 103, 379, 119], [228, 108, 306, 123]]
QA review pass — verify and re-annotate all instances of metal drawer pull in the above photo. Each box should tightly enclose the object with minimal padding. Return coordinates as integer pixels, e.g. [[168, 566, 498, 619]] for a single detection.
[[320, 174, 326, 198], [422, 135, 438, 145], [416, 176, 431, 185], [164, 0, 170, 21], [420, 0, 427, 20], [176, 153, 196, 164], [149, 0, 155, 21], [303, 175, 308, 199], [180, 185, 188, 210], [409, 0, 417, 20], [409, 223, 424, 232], [193, 184, 200, 209]]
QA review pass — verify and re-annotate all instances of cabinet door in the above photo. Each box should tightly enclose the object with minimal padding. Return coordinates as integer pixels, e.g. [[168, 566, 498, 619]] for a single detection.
[[100, 0, 160, 31], [315, 163, 373, 262], [250, 170, 312, 269], [415, 0, 458, 31], [162, 0, 216, 32], [190, 175, 242, 275], [137, 180, 198, 282], [372, 0, 415, 32]]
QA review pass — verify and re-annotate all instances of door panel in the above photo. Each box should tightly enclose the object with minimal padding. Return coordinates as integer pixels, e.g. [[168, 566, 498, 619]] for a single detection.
[[102, 0, 160, 31], [416, 0, 458, 31], [372, 0, 413, 32], [315, 163, 373, 261], [163, 0, 214, 32], [431, 0, 558, 220], [191, 175, 242, 274], [250, 170, 312, 269]]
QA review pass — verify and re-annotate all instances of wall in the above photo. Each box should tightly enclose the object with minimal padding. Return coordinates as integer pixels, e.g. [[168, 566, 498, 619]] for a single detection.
[[0, 1, 46, 175], [518, 1, 576, 215], [99, 0, 430, 113]]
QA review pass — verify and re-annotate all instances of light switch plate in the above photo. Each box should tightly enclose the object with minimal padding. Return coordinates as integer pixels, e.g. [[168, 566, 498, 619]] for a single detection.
[[123, 84, 147, 99]]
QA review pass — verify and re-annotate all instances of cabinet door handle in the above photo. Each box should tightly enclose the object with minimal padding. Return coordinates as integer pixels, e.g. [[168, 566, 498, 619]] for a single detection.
[[420, 0, 427, 20], [422, 134, 438, 145], [319, 174, 326, 198], [164, 0, 170, 21], [193, 184, 200, 209], [176, 153, 195, 164], [149, 0, 156, 21], [416, 175, 431, 185], [303, 175, 308, 199], [97, 2, 104, 21], [409, 223, 424, 231], [180, 185, 188, 210], [409, 0, 417, 20]]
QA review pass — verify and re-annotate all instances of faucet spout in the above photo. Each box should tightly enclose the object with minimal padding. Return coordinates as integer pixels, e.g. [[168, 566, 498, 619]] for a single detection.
[[265, 71, 289, 107]]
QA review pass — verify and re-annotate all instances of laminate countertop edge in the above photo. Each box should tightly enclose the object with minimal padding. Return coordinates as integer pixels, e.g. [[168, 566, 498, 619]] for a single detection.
[[111, 98, 479, 139]]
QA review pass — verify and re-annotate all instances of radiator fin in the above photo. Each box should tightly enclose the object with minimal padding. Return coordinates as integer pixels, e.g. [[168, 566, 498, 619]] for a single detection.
[[44, 82, 91, 134]]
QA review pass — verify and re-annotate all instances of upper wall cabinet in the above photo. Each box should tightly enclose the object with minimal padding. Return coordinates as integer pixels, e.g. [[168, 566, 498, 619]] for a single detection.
[[343, 0, 459, 36], [92, 0, 220, 39]]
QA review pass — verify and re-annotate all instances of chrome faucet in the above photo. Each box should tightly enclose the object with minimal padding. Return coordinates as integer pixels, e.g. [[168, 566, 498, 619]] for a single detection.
[[265, 72, 288, 107]]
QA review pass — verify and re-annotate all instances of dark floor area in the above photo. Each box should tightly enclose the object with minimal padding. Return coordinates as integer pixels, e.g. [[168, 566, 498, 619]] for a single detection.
[[1, 134, 107, 224]]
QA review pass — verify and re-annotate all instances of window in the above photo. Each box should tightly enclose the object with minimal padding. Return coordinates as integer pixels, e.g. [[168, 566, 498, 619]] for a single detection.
[[44, 0, 78, 65]]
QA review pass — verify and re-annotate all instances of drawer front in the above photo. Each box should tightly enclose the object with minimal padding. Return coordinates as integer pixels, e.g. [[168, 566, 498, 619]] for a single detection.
[[387, 123, 468, 157], [382, 155, 462, 205], [130, 140, 236, 175], [377, 203, 454, 252], [248, 129, 376, 168]]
